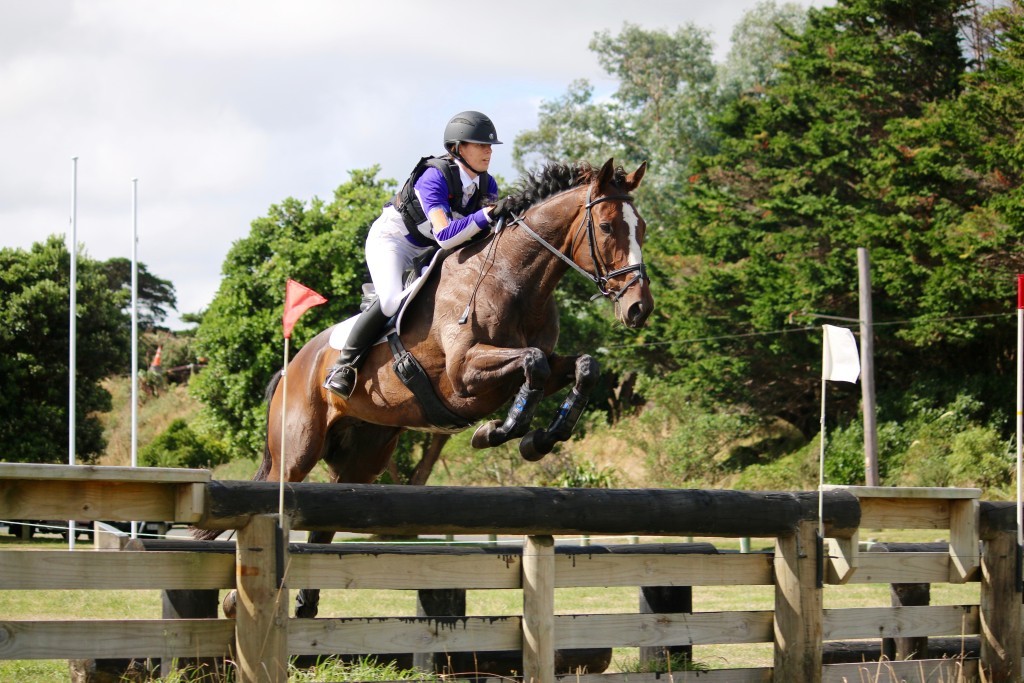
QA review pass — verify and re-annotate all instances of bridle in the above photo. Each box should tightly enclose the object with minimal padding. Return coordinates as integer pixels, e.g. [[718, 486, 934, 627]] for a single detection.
[[511, 188, 648, 302]]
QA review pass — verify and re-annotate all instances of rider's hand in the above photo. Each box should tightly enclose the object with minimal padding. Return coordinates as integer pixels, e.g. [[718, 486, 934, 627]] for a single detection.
[[488, 197, 511, 225]]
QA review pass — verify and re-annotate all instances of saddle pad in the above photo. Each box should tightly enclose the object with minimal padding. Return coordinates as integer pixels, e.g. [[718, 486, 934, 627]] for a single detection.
[[327, 249, 447, 351]]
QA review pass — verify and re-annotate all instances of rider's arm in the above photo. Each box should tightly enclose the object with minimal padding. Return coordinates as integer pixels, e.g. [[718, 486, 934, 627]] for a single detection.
[[414, 168, 492, 249]]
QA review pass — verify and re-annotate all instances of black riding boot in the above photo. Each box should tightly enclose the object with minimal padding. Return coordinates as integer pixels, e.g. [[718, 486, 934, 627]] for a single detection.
[[323, 298, 389, 399]]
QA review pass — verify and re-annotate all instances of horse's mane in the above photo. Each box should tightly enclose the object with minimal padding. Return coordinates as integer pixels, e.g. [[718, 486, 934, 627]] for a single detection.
[[502, 161, 629, 216]]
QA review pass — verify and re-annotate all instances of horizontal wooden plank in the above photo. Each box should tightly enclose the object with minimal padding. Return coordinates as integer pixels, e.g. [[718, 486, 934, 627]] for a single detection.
[[845, 552, 952, 584], [291, 551, 773, 591], [554, 552, 773, 587], [567, 671, 772, 683], [821, 485, 981, 500], [554, 611, 775, 648], [822, 658, 977, 683], [288, 552, 521, 590], [288, 616, 522, 655], [0, 463, 210, 483], [0, 619, 233, 659], [0, 480, 190, 524], [0, 551, 234, 590], [823, 605, 979, 640], [859, 497, 951, 530]]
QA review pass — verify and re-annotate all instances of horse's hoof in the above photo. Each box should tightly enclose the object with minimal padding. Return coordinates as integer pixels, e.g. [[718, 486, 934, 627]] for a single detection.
[[519, 429, 551, 462], [471, 420, 502, 449], [222, 590, 237, 619]]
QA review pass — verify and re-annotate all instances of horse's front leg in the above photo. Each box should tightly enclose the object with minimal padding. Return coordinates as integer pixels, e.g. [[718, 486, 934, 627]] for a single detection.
[[519, 354, 599, 462], [455, 345, 550, 449]]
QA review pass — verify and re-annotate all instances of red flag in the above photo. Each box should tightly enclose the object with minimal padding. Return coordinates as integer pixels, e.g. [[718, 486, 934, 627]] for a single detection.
[[282, 279, 327, 339], [1018, 274, 1024, 310]]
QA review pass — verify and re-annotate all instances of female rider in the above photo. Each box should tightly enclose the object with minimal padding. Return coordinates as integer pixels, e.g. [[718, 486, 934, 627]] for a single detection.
[[323, 110, 508, 399]]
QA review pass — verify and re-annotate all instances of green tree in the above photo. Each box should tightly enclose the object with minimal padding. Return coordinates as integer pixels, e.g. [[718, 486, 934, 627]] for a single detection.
[[0, 236, 130, 463], [673, 0, 985, 433], [98, 257, 178, 330], [717, 1, 809, 98], [191, 168, 394, 458]]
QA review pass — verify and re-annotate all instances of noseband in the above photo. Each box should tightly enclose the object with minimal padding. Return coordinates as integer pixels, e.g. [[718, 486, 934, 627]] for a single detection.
[[511, 189, 647, 302]]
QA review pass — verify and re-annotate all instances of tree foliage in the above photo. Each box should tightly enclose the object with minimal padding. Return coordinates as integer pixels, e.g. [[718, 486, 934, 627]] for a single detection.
[[0, 236, 129, 463], [190, 168, 394, 458], [672, 0, 1024, 433], [98, 257, 178, 330]]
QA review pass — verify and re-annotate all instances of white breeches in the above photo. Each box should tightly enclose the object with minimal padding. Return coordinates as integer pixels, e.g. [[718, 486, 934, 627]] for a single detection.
[[365, 206, 433, 317]]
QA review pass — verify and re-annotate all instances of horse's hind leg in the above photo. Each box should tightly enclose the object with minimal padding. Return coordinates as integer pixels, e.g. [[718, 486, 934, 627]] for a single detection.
[[294, 529, 336, 618], [293, 421, 404, 619], [520, 354, 599, 462]]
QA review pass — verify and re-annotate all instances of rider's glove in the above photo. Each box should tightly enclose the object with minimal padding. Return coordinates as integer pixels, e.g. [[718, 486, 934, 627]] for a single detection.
[[488, 197, 512, 225]]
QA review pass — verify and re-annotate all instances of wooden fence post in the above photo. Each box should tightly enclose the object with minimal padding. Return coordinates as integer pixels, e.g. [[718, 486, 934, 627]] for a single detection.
[[980, 531, 1021, 682], [773, 519, 822, 683], [235, 514, 288, 683], [522, 535, 555, 683]]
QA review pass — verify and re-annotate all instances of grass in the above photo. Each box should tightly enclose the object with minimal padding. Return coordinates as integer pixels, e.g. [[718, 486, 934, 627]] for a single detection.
[[0, 531, 982, 682]]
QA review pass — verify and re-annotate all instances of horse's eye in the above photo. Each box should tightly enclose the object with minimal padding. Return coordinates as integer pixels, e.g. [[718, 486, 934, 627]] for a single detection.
[[599, 221, 613, 234]]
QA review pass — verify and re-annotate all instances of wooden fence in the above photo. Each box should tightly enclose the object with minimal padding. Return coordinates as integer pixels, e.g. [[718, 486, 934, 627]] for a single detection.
[[0, 463, 1021, 683]]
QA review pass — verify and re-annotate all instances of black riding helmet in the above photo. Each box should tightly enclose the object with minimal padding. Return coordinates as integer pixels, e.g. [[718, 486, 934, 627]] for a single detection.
[[443, 111, 503, 154]]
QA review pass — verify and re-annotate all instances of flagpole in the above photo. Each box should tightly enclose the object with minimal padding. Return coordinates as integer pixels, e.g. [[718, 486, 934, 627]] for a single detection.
[[280, 337, 289, 519], [68, 157, 78, 551], [130, 178, 139, 539], [818, 376, 827, 540]]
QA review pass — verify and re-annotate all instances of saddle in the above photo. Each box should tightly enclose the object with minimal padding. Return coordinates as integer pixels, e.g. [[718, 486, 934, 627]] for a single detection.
[[328, 248, 471, 430]]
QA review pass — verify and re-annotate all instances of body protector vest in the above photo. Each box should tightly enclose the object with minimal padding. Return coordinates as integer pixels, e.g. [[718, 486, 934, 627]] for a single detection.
[[392, 155, 491, 247]]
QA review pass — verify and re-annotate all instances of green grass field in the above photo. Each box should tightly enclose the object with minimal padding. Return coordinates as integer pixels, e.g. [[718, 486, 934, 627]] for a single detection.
[[0, 531, 980, 682]]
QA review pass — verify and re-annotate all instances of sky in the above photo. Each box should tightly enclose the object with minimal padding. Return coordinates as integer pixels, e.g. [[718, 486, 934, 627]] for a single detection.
[[1, 0, 822, 329]]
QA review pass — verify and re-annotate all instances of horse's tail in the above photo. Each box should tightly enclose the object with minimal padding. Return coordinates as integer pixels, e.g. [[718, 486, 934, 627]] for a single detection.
[[253, 369, 284, 483], [192, 370, 283, 542]]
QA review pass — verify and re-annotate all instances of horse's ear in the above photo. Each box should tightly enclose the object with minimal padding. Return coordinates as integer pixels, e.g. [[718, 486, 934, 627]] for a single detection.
[[596, 158, 616, 188], [625, 161, 647, 191]]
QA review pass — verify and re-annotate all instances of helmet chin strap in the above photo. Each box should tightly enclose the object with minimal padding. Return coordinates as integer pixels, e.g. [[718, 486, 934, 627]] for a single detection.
[[451, 143, 485, 177]]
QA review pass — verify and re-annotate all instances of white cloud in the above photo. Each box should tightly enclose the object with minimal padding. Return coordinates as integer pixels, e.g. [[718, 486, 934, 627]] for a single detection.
[[1, 0, 826, 327]]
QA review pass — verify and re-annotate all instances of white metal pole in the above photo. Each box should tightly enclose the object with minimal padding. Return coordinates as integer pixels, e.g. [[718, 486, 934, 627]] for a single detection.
[[130, 178, 139, 539], [1016, 275, 1023, 550], [68, 157, 78, 551]]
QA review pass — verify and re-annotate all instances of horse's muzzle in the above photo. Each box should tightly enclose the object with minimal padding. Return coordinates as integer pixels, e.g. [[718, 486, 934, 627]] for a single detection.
[[623, 299, 652, 329]]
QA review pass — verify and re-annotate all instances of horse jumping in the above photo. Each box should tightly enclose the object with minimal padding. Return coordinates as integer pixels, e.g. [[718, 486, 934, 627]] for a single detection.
[[198, 159, 653, 618]]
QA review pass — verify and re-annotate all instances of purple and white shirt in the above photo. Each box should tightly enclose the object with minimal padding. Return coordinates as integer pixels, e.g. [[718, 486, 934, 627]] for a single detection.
[[412, 164, 499, 250]]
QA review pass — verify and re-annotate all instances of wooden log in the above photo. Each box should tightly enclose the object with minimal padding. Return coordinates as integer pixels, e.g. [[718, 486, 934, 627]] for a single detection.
[[235, 514, 288, 683], [867, 542, 940, 661], [414, 589, 465, 672], [523, 535, 555, 683], [161, 589, 220, 678], [979, 500, 1016, 539], [773, 519, 822, 683], [980, 531, 1022, 682], [200, 482, 861, 538]]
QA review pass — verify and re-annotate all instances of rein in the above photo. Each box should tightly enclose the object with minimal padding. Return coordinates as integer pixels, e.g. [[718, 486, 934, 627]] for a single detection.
[[512, 189, 647, 302]]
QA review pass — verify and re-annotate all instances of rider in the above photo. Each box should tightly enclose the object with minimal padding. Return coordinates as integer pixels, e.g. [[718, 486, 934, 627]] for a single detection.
[[323, 110, 508, 399]]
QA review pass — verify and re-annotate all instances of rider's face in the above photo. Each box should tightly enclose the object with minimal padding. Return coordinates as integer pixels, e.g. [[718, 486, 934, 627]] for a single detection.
[[458, 143, 492, 174]]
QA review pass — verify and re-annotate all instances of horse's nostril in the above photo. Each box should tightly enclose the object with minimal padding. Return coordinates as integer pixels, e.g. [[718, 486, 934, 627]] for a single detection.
[[627, 302, 646, 326]]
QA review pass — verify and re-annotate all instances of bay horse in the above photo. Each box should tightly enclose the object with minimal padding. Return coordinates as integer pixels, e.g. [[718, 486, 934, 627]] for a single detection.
[[199, 159, 653, 618]]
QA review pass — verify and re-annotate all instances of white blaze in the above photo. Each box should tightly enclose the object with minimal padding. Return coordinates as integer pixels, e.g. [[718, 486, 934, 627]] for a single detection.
[[623, 204, 643, 267]]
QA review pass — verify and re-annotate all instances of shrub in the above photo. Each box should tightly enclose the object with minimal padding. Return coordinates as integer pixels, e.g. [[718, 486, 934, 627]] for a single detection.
[[141, 419, 230, 470]]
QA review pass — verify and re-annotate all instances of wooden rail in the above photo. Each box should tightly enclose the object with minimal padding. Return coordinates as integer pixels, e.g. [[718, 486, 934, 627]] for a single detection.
[[1, 464, 1021, 682]]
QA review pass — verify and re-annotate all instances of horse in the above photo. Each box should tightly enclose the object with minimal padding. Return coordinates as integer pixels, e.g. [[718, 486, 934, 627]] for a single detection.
[[197, 158, 653, 618]]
